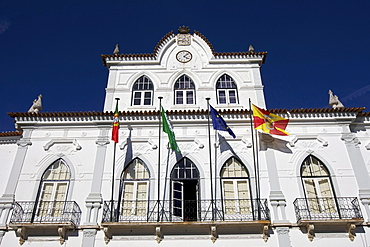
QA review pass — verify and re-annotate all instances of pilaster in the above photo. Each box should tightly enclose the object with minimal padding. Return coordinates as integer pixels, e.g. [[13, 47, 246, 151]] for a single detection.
[[84, 127, 110, 225], [0, 129, 32, 226], [341, 131, 370, 221], [82, 229, 98, 247], [276, 227, 291, 247], [260, 134, 288, 223]]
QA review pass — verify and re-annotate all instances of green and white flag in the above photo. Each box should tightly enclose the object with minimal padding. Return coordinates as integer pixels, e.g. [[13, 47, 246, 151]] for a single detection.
[[161, 107, 181, 153]]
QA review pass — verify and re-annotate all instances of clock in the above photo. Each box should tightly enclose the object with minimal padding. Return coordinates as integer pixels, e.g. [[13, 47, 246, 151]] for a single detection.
[[176, 50, 192, 63]]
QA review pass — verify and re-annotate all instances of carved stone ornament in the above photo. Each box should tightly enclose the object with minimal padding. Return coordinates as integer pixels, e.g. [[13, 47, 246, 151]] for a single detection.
[[307, 224, 315, 242], [177, 34, 191, 46], [276, 227, 289, 235], [58, 226, 67, 245], [17, 227, 26, 245], [103, 227, 111, 244], [262, 225, 269, 242], [347, 223, 356, 241], [289, 136, 328, 148], [156, 226, 162, 243], [178, 25, 190, 34], [44, 139, 82, 151], [341, 133, 361, 145], [194, 138, 204, 149], [17, 138, 32, 147], [211, 225, 218, 243], [83, 229, 97, 238], [96, 138, 110, 146]]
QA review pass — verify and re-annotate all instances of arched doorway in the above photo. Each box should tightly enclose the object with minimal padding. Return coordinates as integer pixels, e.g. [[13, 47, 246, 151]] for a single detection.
[[170, 158, 199, 221]]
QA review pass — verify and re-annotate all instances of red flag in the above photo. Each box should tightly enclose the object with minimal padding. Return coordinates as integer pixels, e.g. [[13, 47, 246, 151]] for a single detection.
[[252, 104, 289, 136], [112, 101, 119, 143]]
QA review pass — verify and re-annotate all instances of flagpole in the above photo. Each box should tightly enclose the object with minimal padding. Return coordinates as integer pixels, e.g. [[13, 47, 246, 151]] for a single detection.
[[206, 98, 215, 221], [249, 99, 261, 220], [110, 98, 120, 222], [157, 96, 163, 222]]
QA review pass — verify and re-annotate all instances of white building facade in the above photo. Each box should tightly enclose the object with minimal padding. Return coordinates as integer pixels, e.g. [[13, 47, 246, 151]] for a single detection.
[[0, 26, 369, 246]]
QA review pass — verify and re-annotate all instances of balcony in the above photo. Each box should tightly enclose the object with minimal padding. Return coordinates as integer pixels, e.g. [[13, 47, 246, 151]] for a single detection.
[[102, 198, 270, 222], [293, 197, 364, 241], [101, 199, 270, 243], [9, 201, 81, 244]]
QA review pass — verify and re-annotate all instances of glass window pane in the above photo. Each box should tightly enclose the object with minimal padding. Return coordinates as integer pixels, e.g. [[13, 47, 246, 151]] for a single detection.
[[144, 92, 152, 105], [229, 90, 237, 104], [221, 158, 248, 178], [123, 159, 149, 180], [186, 91, 194, 104], [175, 75, 194, 89], [133, 92, 141, 105], [218, 90, 226, 104], [176, 91, 183, 104], [216, 74, 237, 89]]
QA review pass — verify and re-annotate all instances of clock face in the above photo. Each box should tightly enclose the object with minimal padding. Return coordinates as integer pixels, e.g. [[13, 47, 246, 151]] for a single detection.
[[176, 50, 192, 63]]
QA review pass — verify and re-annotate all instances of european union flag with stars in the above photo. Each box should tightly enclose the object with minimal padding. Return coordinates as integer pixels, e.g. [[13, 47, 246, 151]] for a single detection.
[[209, 105, 236, 138]]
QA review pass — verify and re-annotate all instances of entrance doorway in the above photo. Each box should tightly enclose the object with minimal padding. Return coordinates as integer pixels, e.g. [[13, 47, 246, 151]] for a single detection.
[[171, 158, 199, 221]]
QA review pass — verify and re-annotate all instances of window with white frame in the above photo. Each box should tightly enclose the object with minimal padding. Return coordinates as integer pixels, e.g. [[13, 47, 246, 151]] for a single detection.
[[174, 75, 195, 105], [216, 74, 238, 104], [221, 157, 251, 215], [301, 155, 337, 214], [132, 76, 154, 106], [36, 159, 70, 218], [120, 159, 150, 217]]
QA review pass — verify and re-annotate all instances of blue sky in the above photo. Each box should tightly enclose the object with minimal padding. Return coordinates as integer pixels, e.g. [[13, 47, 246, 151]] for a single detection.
[[1, 0, 370, 131]]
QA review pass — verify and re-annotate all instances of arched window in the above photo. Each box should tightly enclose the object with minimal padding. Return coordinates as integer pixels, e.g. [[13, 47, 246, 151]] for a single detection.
[[174, 75, 195, 105], [36, 159, 70, 218], [220, 157, 251, 215], [301, 155, 336, 214], [132, 76, 154, 106], [216, 74, 238, 104], [120, 159, 150, 217]]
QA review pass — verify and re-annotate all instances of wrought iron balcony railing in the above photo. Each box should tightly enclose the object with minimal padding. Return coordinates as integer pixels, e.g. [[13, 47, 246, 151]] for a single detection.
[[293, 197, 363, 222], [10, 201, 82, 226], [102, 199, 270, 223]]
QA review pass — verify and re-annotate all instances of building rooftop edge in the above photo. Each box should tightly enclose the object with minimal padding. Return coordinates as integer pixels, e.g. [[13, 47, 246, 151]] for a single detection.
[[7, 107, 366, 118], [100, 30, 267, 66]]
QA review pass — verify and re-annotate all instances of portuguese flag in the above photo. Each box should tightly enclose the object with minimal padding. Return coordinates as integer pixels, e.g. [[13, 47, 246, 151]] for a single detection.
[[252, 104, 289, 136], [112, 101, 119, 143]]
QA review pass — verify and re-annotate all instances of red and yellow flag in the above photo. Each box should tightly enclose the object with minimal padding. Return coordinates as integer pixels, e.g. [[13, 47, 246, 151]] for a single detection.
[[252, 104, 289, 136], [112, 101, 119, 143]]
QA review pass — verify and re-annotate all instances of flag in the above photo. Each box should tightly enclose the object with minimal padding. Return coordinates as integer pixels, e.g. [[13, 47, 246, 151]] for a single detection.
[[112, 101, 119, 143], [161, 107, 181, 153], [209, 105, 236, 138], [252, 104, 289, 136]]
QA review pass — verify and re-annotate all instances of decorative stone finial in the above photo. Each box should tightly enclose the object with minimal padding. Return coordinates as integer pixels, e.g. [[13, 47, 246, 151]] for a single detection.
[[328, 90, 344, 109], [248, 45, 255, 52], [178, 25, 190, 34], [28, 94, 43, 113], [113, 44, 120, 55]]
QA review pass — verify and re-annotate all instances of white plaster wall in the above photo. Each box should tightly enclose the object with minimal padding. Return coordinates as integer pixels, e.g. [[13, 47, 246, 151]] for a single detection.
[[103, 33, 265, 112], [0, 143, 17, 196]]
